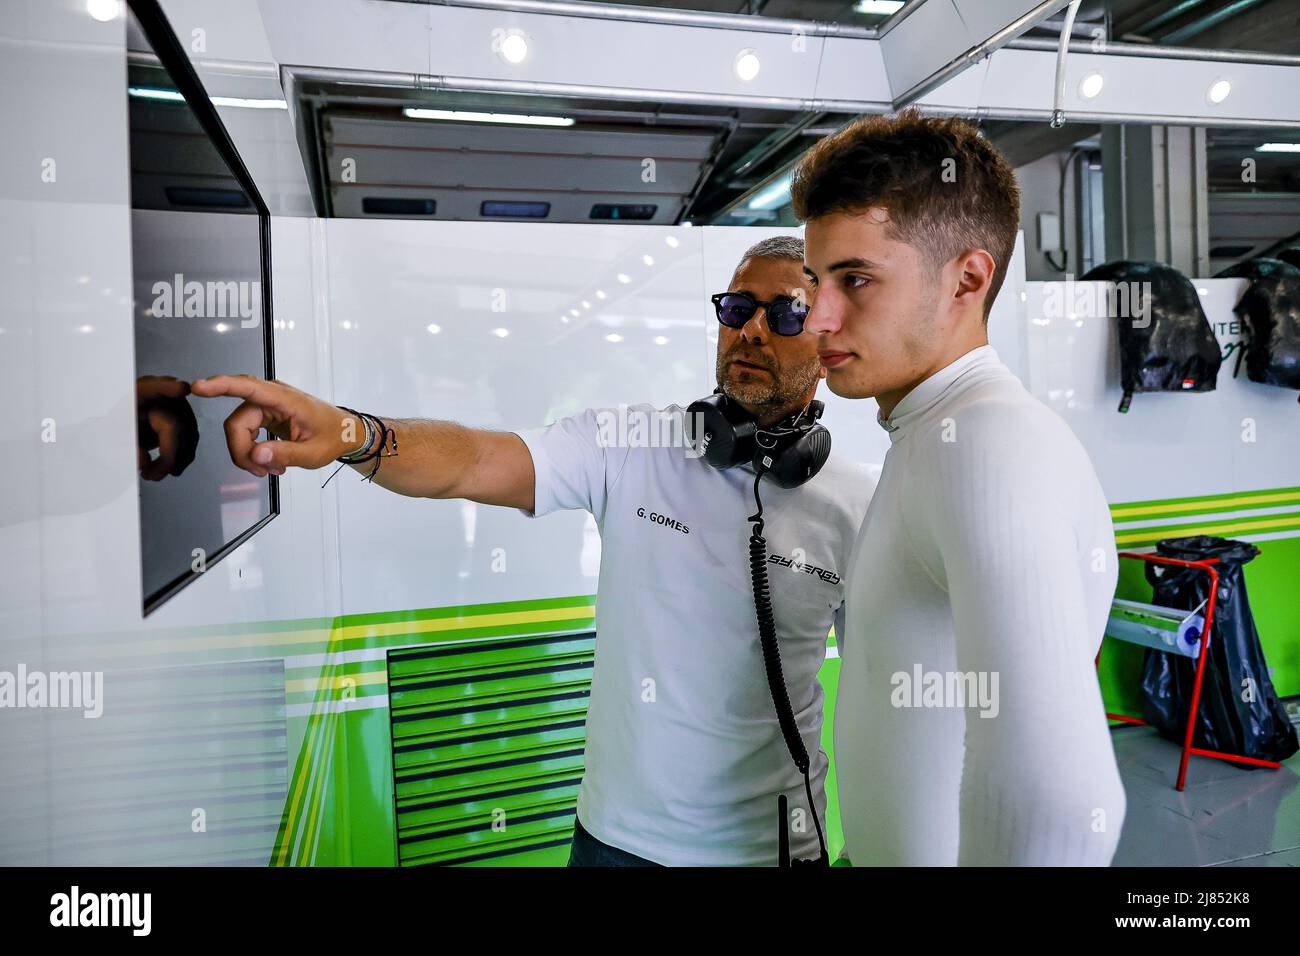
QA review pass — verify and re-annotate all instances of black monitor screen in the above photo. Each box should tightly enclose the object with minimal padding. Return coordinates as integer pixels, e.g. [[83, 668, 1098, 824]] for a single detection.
[[126, 0, 277, 615]]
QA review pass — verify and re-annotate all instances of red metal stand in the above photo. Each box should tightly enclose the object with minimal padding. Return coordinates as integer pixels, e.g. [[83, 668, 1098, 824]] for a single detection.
[[1097, 550, 1283, 791]]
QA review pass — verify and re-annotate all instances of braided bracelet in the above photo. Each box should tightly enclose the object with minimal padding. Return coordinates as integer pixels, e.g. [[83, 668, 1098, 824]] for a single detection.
[[336, 406, 377, 463]]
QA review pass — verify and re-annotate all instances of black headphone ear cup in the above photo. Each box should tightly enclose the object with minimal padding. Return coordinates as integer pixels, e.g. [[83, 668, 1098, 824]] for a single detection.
[[805, 424, 832, 473], [686, 393, 756, 469], [761, 423, 832, 488]]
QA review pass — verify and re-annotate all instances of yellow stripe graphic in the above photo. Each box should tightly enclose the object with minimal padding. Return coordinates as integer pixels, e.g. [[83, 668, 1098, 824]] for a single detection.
[[333, 605, 595, 641], [1112, 489, 1300, 520]]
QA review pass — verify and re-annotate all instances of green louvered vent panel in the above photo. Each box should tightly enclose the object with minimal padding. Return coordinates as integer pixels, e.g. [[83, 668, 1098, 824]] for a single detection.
[[388, 630, 595, 866]]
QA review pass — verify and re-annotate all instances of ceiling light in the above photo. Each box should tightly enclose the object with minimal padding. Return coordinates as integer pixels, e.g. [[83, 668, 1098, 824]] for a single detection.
[[1207, 78, 1231, 105], [1257, 142, 1300, 152], [129, 87, 286, 109], [748, 173, 793, 211], [498, 31, 529, 65], [1078, 72, 1104, 99], [852, 1, 905, 13], [402, 108, 572, 126], [87, 0, 119, 22], [212, 96, 286, 110], [734, 49, 761, 82]]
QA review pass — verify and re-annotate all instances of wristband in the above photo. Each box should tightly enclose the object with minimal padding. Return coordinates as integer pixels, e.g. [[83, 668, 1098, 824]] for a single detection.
[[336, 407, 376, 462]]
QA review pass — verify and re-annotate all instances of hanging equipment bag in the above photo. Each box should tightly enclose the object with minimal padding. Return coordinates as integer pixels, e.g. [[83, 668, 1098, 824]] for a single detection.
[[1082, 260, 1221, 413]]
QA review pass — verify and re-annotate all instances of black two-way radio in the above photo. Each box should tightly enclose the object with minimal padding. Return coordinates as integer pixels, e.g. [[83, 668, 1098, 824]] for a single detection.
[[686, 389, 832, 867]]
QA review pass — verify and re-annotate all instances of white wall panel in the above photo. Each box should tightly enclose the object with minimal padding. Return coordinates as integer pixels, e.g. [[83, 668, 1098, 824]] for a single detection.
[[1025, 278, 1298, 507]]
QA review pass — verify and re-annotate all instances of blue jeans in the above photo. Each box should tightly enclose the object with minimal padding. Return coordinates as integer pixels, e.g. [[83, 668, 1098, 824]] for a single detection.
[[566, 817, 663, 867]]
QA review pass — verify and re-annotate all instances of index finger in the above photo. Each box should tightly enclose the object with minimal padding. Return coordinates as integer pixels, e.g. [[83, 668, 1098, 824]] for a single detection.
[[192, 374, 290, 413]]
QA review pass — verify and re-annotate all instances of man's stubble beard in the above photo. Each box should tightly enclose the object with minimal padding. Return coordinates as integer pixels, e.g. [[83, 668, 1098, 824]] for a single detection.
[[716, 349, 822, 414]]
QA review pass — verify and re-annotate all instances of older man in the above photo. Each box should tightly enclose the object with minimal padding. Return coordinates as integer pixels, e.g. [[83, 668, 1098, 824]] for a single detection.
[[194, 236, 875, 866]]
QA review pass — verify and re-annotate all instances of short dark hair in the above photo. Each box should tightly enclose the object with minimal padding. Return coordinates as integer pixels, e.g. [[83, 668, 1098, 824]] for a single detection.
[[790, 107, 1020, 321]]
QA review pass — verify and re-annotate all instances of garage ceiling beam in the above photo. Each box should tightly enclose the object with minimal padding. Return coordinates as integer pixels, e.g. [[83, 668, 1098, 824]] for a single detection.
[[878, 0, 1072, 107]]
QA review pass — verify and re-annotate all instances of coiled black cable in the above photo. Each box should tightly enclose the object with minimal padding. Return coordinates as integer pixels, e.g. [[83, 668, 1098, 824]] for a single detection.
[[748, 470, 828, 866]]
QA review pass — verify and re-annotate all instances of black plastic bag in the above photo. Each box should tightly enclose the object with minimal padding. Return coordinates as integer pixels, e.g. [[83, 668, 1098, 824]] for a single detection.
[[1081, 261, 1221, 412], [1230, 270, 1300, 398], [1140, 536, 1299, 765]]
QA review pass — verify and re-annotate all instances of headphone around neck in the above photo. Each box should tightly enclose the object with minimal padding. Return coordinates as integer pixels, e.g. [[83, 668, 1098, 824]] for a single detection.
[[685, 388, 832, 489]]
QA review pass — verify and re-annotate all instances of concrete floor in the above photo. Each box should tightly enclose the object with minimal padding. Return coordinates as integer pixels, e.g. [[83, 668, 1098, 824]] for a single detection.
[[1110, 717, 1300, 867]]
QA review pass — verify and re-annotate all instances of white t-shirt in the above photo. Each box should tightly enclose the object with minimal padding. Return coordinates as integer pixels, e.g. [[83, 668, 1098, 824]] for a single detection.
[[515, 402, 875, 865], [836, 346, 1126, 866]]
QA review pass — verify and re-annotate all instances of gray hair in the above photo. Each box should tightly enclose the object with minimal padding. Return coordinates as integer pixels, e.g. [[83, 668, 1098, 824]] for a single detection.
[[736, 234, 804, 273]]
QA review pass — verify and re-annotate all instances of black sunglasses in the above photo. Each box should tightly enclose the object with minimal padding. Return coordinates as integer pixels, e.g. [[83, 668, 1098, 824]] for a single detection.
[[711, 291, 809, 336]]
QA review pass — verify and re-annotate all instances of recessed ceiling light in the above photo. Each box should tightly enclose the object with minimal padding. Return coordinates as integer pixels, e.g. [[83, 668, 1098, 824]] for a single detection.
[[402, 108, 572, 126], [426, 323, 441, 334], [1078, 72, 1104, 99], [748, 173, 793, 211], [852, 1, 905, 13], [493, 327, 510, 338], [498, 31, 529, 65], [1207, 78, 1231, 104], [87, 0, 119, 22], [605, 333, 623, 343], [734, 49, 761, 82], [129, 87, 286, 109]]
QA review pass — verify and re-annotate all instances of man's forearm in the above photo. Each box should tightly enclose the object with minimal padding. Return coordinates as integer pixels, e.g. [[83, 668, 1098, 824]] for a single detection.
[[344, 416, 478, 499]]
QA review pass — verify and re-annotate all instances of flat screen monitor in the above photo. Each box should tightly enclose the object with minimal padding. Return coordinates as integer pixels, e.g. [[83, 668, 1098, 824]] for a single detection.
[[126, 0, 277, 615]]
